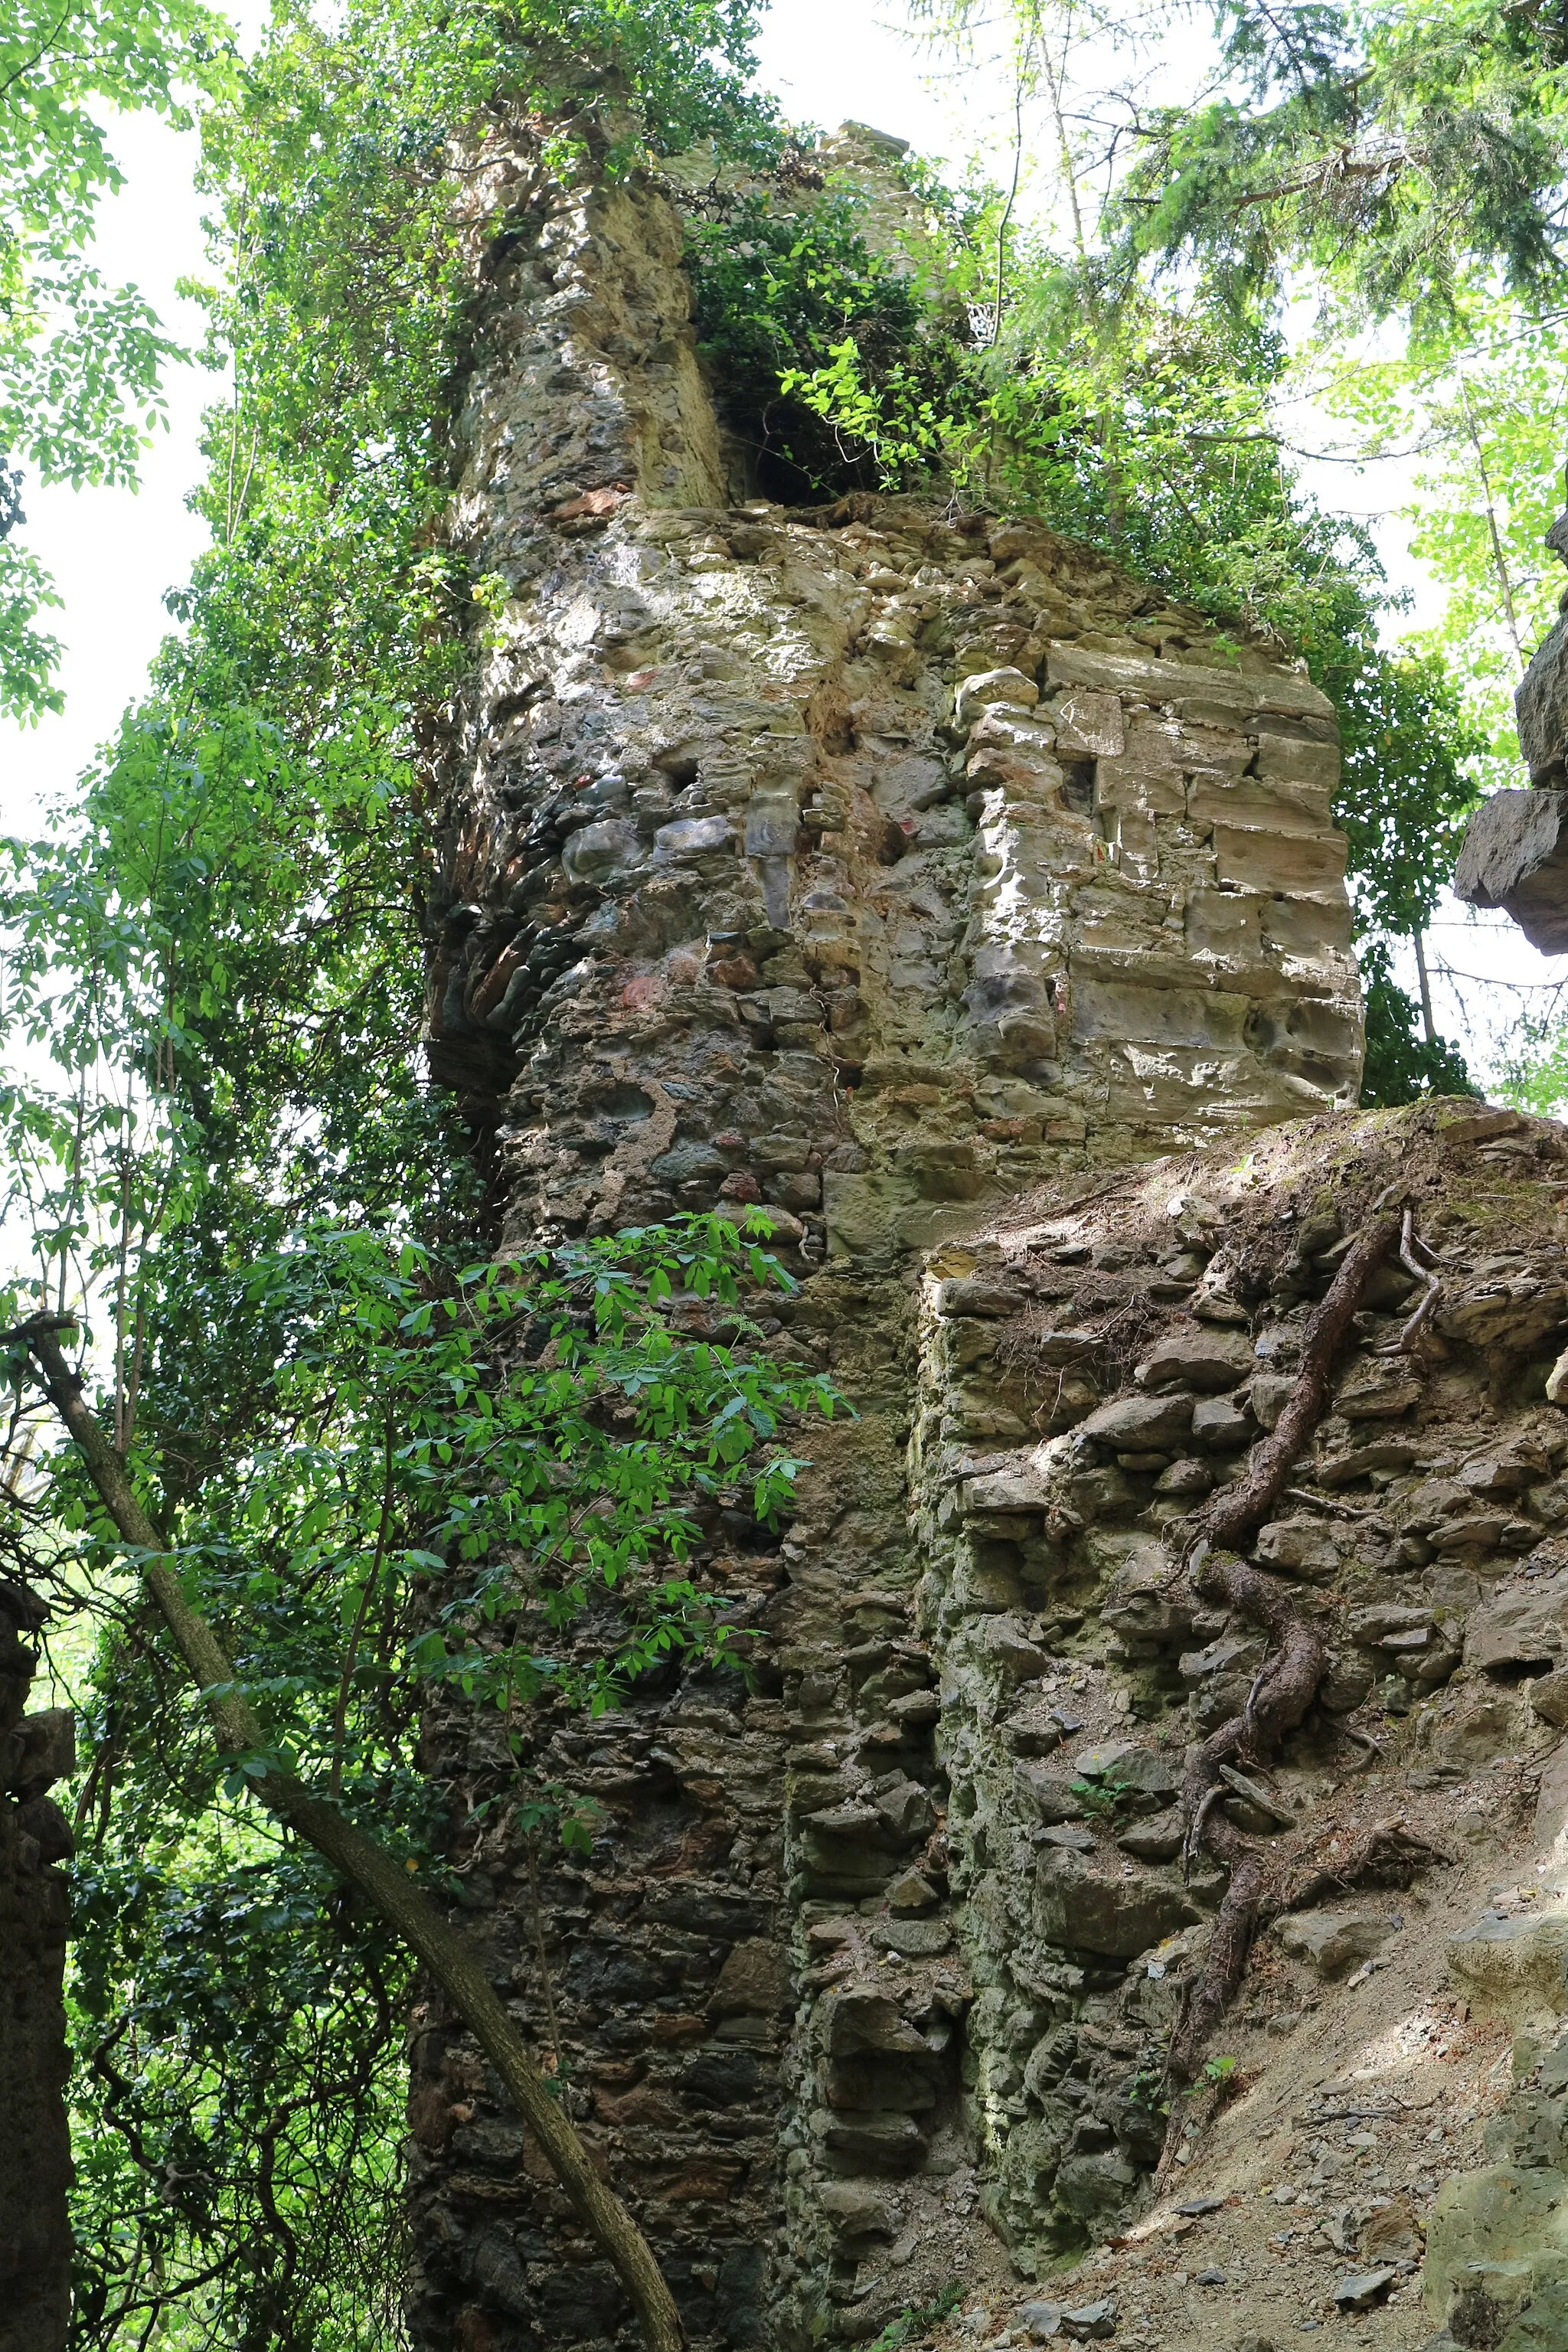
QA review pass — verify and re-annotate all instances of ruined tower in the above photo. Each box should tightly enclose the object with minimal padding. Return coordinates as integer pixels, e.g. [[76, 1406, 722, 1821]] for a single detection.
[[405, 113, 1363, 2349]]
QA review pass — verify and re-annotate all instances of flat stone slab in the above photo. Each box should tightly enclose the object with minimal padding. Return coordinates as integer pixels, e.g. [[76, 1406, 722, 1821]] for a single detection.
[[1332, 2265, 1396, 2310]]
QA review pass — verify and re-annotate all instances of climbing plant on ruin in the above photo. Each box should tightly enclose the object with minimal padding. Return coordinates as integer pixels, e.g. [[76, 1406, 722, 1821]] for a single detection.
[[0, 1, 831, 2342]]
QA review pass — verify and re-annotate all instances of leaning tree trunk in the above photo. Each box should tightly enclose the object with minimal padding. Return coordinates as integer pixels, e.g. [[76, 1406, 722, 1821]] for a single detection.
[[19, 1318, 689, 2352]]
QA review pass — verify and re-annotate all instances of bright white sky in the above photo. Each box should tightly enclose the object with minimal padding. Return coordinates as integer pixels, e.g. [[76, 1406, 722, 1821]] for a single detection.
[[0, 0, 1559, 1080]]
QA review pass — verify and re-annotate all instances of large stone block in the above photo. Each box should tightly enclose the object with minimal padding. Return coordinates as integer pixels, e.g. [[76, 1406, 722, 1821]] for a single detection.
[[1454, 789, 1568, 955], [1034, 1847, 1197, 1958], [1424, 2166, 1568, 2321], [1449, 1909, 1568, 2015], [1070, 978, 1250, 1051], [1212, 823, 1348, 894], [1188, 775, 1330, 834], [1517, 616, 1568, 783]]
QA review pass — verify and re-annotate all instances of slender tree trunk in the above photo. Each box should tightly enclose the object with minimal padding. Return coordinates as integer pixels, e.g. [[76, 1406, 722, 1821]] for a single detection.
[[1413, 926, 1436, 1047], [19, 1318, 688, 2352], [0, 1576, 72, 2352], [1459, 376, 1527, 675]]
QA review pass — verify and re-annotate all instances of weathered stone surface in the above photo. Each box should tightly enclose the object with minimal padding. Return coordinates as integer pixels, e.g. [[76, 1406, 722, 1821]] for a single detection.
[[1192, 1393, 1253, 1450], [1440, 1276, 1568, 1353], [1136, 1326, 1255, 1393], [1080, 1392, 1196, 1450], [969, 1613, 1051, 1684], [1255, 1514, 1338, 1580], [1016, 1765, 1088, 1825], [408, 100, 1377, 2348], [1035, 1847, 1196, 1957], [1276, 1909, 1396, 1976], [710, 1939, 791, 2019], [1332, 2266, 1396, 2311], [1455, 789, 1568, 955], [822, 1988, 927, 2058], [1466, 1575, 1568, 1674], [1449, 1910, 1568, 2014], [1424, 2166, 1568, 2322], [1117, 1818, 1184, 1862], [956, 665, 1040, 724]]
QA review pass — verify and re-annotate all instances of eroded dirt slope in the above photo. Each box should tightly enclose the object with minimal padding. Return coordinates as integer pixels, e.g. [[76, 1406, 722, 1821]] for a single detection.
[[900, 1096, 1568, 2351]]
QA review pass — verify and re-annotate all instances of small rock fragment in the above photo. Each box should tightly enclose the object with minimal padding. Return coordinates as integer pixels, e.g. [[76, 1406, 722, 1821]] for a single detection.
[[1331, 2266, 1396, 2311]]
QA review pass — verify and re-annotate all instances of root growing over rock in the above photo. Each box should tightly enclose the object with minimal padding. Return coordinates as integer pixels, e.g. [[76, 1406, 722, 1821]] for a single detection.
[[1167, 1212, 1401, 2082]]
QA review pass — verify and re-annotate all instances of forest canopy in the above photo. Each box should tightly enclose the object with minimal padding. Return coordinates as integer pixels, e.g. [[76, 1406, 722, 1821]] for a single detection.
[[2, 0, 1566, 2342]]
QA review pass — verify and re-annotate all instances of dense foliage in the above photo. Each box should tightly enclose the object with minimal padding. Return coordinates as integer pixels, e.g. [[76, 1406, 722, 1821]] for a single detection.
[[0, 2, 822, 2343], [0, 0, 233, 717]]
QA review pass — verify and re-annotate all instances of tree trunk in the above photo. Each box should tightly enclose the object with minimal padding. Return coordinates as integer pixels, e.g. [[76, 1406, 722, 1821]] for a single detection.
[[20, 1320, 688, 2352], [0, 1576, 73, 2352]]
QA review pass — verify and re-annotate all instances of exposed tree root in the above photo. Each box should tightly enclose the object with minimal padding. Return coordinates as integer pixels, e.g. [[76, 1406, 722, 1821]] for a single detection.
[[1282, 1815, 1452, 1914], [1166, 1211, 1401, 2084]]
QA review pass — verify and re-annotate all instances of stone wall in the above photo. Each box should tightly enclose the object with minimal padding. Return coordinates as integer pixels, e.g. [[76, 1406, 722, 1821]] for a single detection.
[[407, 114, 1364, 2351]]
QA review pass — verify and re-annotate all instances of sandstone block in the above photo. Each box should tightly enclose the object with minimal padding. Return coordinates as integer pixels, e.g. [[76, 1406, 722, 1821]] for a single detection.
[[1037, 1822, 1096, 1855], [1051, 688, 1125, 759], [1213, 823, 1347, 895], [1078, 1393, 1195, 1450], [1254, 724, 1339, 789], [653, 814, 730, 858], [818, 2182, 894, 2239], [1440, 1276, 1568, 1353], [1136, 1326, 1254, 1393], [1117, 1818, 1184, 1862], [1424, 2164, 1568, 2321], [956, 667, 1040, 725], [8, 1710, 74, 1798], [822, 1988, 926, 2058], [1276, 1909, 1395, 1975], [1338, 1365, 1423, 1420], [1014, 1765, 1086, 1826], [1181, 1635, 1266, 1685], [1071, 978, 1250, 1053], [886, 1869, 939, 1913], [561, 815, 642, 883], [1248, 1373, 1297, 1432], [1455, 789, 1568, 953], [970, 1613, 1051, 1685], [1318, 1650, 1376, 1712], [1189, 775, 1329, 835], [1465, 1576, 1568, 1675], [1449, 1912, 1568, 2014], [874, 1777, 936, 1843], [1255, 1514, 1338, 1580], [875, 1916, 952, 1957], [1316, 1439, 1416, 1485], [1192, 1393, 1253, 1450], [1035, 1847, 1196, 1957], [710, 1938, 792, 2020], [1332, 2267, 1396, 2311], [820, 2109, 926, 2172]]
